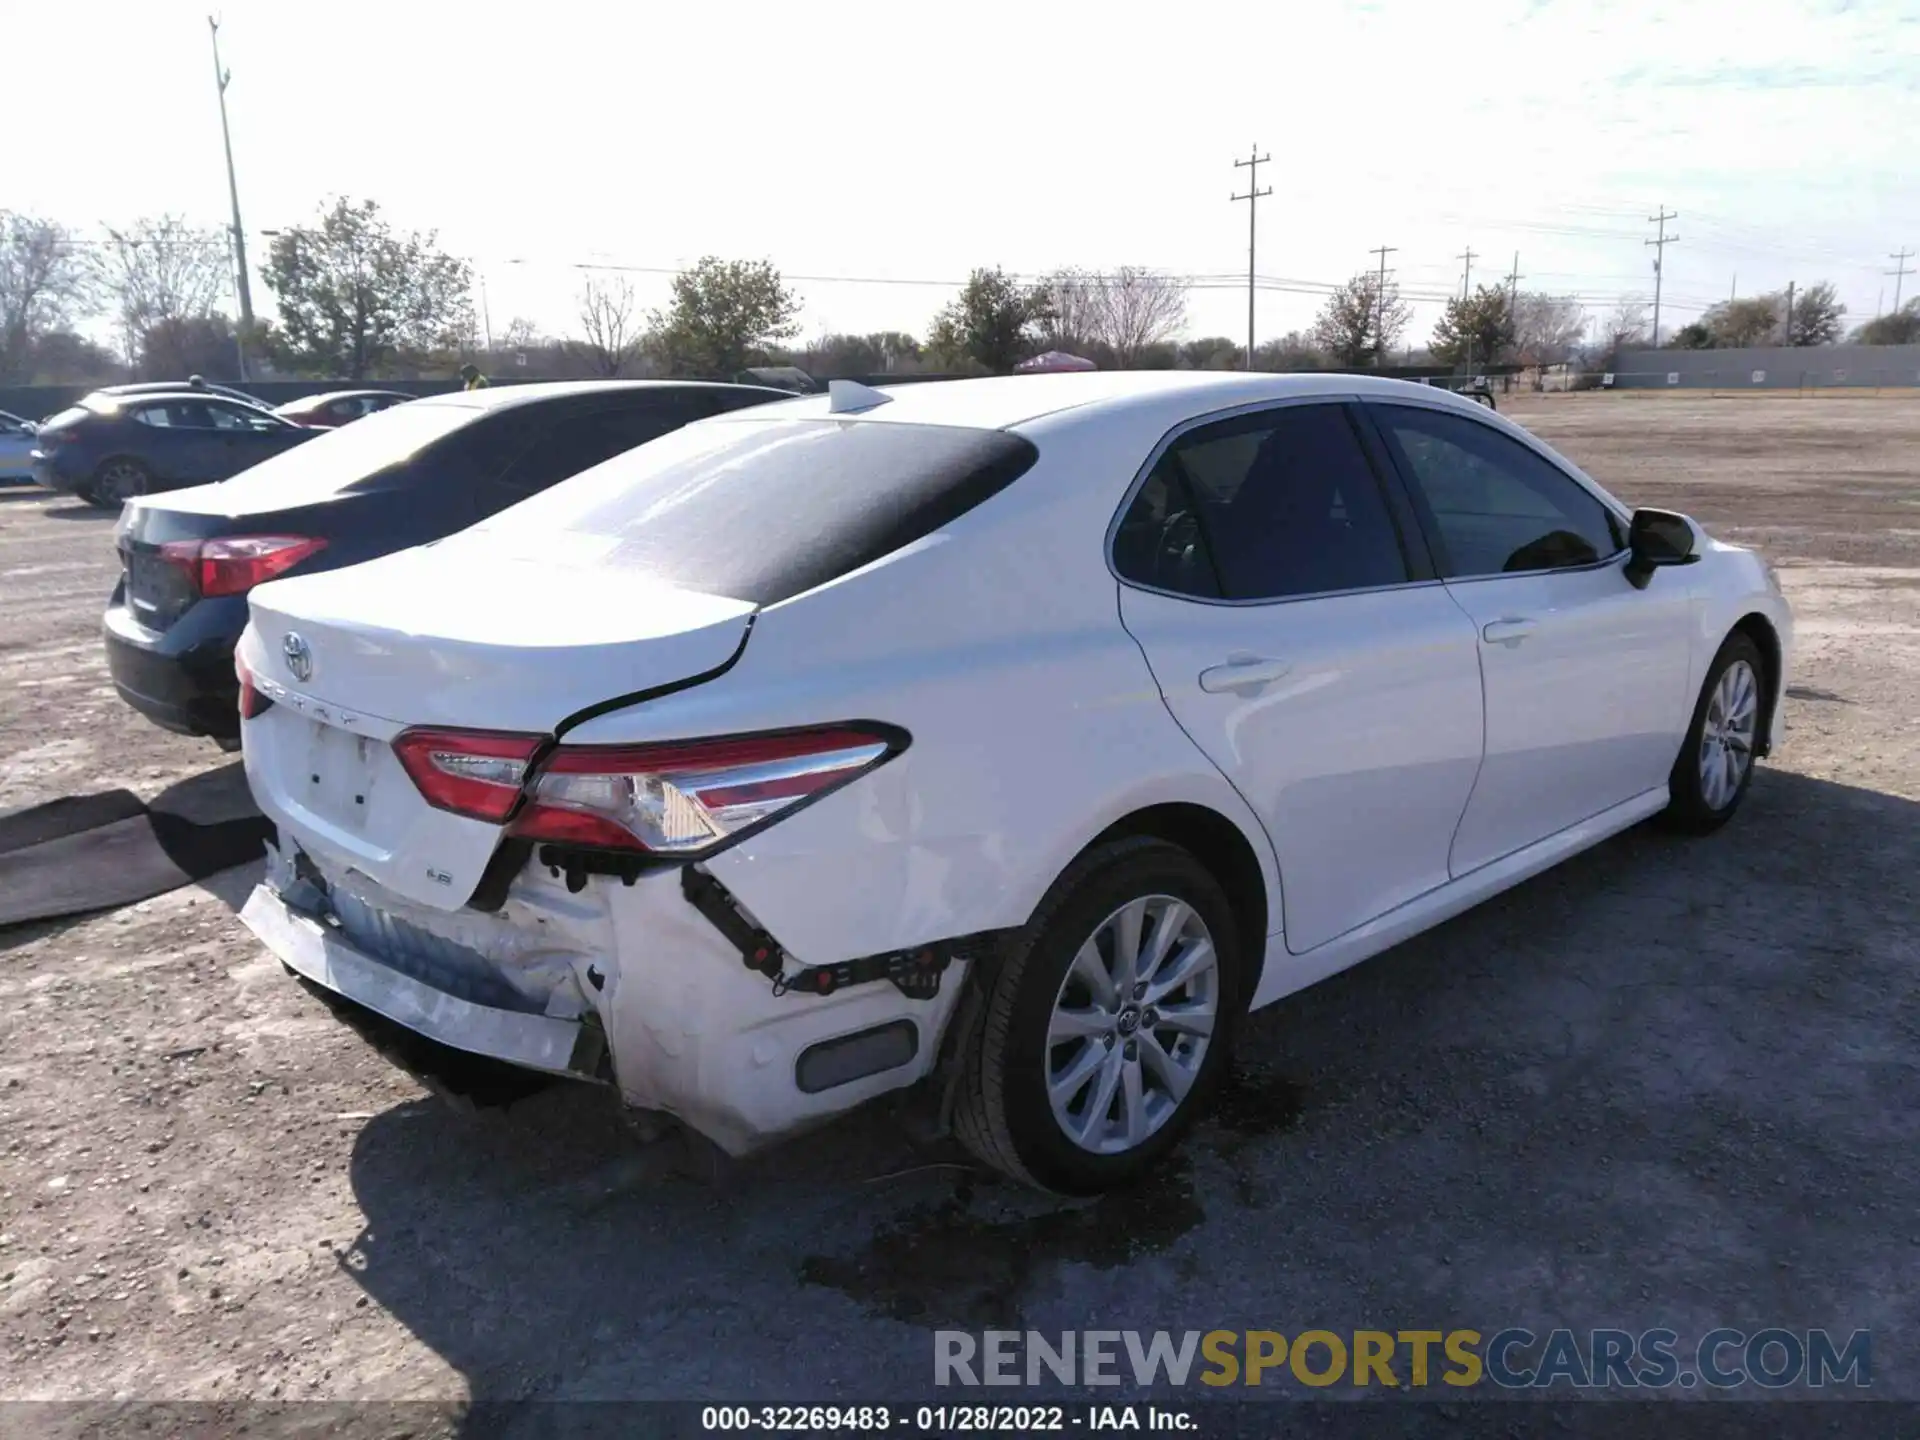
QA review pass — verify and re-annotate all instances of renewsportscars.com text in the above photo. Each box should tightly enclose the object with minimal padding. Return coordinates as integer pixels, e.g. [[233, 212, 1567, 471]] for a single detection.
[[934, 1328, 1871, 1390]]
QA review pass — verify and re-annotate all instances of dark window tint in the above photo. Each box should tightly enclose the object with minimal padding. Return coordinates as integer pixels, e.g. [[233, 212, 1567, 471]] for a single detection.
[[1112, 464, 1221, 598], [473, 418, 1039, 605], [1116, 403, 1408, 601], [490, 403, 693, 500], [1373, 405, 1624, 577]]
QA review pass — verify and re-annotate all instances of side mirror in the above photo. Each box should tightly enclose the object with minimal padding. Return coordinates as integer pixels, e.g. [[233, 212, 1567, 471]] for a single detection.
[[1624, 507, 1699, 588]]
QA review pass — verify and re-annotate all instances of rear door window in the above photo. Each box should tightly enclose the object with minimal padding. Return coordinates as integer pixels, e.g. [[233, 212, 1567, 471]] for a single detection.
[[1113, 402, 1410, 601]]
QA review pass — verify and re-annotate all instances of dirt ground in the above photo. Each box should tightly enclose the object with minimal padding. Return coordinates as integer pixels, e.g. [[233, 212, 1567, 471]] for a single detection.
[[0, 394, 1916, 1414]]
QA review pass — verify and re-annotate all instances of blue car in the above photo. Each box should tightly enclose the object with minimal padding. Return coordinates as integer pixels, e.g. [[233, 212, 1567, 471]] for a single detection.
[[31, 390, 318, 507]]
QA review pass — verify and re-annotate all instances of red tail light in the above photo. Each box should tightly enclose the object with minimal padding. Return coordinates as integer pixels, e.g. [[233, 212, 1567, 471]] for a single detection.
[[388, 723, 904, 856], [509, 725, 902, 856], [393, 729, 544, 822], [159, 535, 328, 598]]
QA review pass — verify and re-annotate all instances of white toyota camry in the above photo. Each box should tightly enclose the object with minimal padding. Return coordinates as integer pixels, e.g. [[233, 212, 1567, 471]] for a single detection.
[[234, 371, 1792, 1193]]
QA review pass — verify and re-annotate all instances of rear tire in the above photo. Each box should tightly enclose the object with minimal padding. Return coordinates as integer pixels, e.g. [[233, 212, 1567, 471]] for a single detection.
[[954, 836, 1242, 1194], [89, 458, 151, 508], [1663, 632, 1765, 833]]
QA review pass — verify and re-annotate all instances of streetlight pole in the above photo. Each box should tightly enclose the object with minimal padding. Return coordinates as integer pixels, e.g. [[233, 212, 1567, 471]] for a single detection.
[[209, 16, 255, 380]]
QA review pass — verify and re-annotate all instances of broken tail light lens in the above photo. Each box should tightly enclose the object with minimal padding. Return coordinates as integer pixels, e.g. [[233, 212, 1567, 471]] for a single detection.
[[393, 729, 545, 823], [236, 654, 270, 720], [159, 535, 328, 598], [509, 725, 903, 855]]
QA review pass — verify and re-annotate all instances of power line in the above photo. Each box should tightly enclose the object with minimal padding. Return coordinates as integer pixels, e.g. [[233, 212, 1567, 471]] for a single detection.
[[1645, 208, 1679, 347], [1890, 248, 1914, 312], [1230, 146, 1272, 371]]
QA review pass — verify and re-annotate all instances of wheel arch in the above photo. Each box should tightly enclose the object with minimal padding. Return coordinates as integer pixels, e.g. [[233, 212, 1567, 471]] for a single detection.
[[1729, 611, 1783, 757], [1081, 801, 1272, 1009]]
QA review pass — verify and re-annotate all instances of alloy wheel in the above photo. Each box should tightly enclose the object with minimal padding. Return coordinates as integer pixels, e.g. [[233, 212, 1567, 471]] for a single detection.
[[1698, 658, 1758, 810], [1045, 894, 1219, 1155], [96, 463, 148, 503]]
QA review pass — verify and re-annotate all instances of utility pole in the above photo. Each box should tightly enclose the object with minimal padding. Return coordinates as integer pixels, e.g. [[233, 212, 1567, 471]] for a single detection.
[[1457, 246, 1477, 300], [1645, 208, 1678, 348], [1783, 280, 1796, 346], [1504, 252, 1523, 366], [1231, 146, 1271, 371], [1890, 248, 1915, 312], [1369, 244, 1397, 365], [208, 16, 254, 381]]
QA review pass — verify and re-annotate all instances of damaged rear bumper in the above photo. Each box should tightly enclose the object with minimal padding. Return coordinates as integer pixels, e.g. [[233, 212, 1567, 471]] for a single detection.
[[240, 882, 607, 1079], [243, 832, 972, 1156]]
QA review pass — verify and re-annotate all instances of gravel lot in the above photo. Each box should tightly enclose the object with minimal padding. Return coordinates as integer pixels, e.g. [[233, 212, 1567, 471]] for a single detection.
[[1, 394, 1916, 1411]]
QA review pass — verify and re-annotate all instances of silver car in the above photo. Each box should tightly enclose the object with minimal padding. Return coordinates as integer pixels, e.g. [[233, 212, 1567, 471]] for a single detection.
[[0, 411, 36, 481]]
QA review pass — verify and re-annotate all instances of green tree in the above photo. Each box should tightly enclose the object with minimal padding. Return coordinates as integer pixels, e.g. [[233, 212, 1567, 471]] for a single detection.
[[650, 257, 801, 379], [927, 267, 1054, 374], [1429, 284, 1515, 369], [1785, 281, 1846, 346], [1667, 321, 1714, 350], [1853, 299, 1920, 346], [261, 198, 473, 379], [1312, 272, 1410, 367], [1700, 294, 1781, 348]]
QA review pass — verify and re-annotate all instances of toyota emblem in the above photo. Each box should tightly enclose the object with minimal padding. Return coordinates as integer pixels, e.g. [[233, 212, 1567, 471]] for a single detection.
[[282, 632, 313, 683]]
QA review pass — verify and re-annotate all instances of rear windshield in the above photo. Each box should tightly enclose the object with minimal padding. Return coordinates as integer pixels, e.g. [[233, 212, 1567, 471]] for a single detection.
[[43, 406, 94, 427], [208, 400, 478, 505], [468, 417, 1040, 606]]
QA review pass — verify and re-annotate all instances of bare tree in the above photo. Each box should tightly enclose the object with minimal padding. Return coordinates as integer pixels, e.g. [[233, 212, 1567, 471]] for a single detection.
[[1089, 267, 1189, 367], [1512, 293, 1588, 376], [573, 274, 644, 377], [91, 216, 229, 373], [1599, 297, 1649, 355], [0, 212, 92, 382], [1037, 268, 1102, 352]]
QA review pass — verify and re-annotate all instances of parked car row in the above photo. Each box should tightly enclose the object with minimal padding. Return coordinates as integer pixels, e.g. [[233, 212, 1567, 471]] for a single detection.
[[0, 409, 37, 480], [90, 370, 1794, 1193], [105, 381, 785, 743]]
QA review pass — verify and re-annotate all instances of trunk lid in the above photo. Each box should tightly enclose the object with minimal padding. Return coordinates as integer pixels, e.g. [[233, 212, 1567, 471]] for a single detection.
[[245, 529, 756, 733], [240, 532, 756, 910]]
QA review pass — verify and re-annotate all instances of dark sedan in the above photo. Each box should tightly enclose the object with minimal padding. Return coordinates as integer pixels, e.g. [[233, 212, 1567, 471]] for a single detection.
[[33, 392, 319, 507], [273, 389, 417, 428], [104, 380, 786, 744]]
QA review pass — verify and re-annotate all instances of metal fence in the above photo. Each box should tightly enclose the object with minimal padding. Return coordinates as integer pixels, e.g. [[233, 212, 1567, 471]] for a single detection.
[[1607, 344, 1920, 391]]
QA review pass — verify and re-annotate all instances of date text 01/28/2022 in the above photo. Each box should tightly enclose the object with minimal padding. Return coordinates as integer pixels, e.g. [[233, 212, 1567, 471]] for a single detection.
[[700, 1405, 1195, 1431]]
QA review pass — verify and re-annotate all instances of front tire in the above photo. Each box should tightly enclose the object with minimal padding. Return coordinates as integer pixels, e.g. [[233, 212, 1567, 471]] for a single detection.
[[954, 837, 1242, 1194], [1664, 632, 1765, 833]]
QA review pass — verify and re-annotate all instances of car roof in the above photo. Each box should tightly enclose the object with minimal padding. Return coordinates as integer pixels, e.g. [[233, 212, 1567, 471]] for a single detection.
[[276, 389, 414, 406], [99, 382, 254, 396], [93, 390, 261, 407], [741, 370, 1501, 431], [406, 379, 793, 414]]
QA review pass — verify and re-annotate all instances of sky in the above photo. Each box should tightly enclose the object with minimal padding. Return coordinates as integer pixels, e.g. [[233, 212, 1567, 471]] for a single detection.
[[10, 0, 1919, 355]]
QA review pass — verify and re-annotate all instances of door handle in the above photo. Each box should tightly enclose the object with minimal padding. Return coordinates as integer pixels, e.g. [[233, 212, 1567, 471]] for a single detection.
[[1481, 618, 1537, 647], [1198, 655, 1292, 694]]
